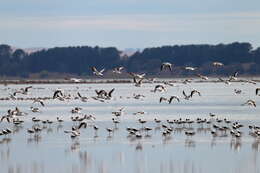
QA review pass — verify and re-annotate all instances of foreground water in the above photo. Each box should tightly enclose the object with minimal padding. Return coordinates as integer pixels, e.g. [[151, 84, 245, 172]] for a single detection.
[[0, 82, 260, 173]]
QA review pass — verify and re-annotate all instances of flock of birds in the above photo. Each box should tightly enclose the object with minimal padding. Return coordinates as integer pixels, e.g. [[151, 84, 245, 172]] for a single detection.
[[0, 61, 260, 150]]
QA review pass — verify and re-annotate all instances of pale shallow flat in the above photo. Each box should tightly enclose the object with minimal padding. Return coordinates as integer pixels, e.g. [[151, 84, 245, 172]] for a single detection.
[[0, 82, 260, 173]]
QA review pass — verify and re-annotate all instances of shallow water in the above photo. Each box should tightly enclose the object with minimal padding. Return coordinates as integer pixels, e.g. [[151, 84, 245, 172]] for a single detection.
[[0, 82, 260, 173]]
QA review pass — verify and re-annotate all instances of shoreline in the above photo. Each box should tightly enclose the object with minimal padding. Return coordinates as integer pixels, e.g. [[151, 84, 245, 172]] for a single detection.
[[0, 77, 259, 85]]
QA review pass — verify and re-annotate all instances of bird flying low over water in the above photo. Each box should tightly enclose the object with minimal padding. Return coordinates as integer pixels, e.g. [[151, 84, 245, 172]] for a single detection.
[[91, 67, 105, 76], [128, 72, 146, 79], [95, 88, 115, 99], [77, 92, 88, 102], [183, 90, 201, 100], [242, 99, 256, 107], [229, 71, 239, 81], [112, 67, 124, 74], [212, 62, 224, 67], [33, 98, 45, 106], [152, 84, 167, 92], [53, 89, 63, 99], [13, 86, 32, 96], [196, 74, 208, 80], [218, 78, 231, 85], [161, 62, 172, 71], [133, 77, 144, 87], [184, 66, 197, 71], [159, 96, 180, 104]]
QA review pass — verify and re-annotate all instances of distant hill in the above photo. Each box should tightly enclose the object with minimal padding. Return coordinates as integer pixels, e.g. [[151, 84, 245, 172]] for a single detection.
[[11, 47, 46, 54]]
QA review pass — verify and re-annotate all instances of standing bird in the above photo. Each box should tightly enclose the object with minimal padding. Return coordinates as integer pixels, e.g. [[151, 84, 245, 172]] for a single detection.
[[91, 67, 105, 76], [161, 62, 172, 71], [256, 88, 260, 96]]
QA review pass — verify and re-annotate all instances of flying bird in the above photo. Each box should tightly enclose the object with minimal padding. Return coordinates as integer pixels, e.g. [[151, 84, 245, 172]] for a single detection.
[[152, 85, 166, 92], [212, 62, 224, 67], [133, 77, 144, 87], [53, 89, 63, 99], [159, 97, 168, 103], [161, 62, 172, 71], [184, 66, 197, 71], [242, 100, 256, 107], [196, 74, 208, 80], [168, 96, 180, 103], [112, 67, 124, 74], [33, 98, 45, 106], [129, 72, 146, 79], [91, 67, 105, 76]]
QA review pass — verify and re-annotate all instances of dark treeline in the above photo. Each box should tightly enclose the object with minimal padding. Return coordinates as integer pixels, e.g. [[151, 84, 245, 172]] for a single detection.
[[1, 42, 260, 78]]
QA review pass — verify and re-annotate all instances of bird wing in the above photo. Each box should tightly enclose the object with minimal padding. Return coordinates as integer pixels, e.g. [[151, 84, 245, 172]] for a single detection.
[[25, 86, 32, 92], [159, 97, 166, 103], [92, 67, 98, 73], [100, 68, 105, 73], [40, 100, 45, 107], [78, 122, 87, 129], [77, 92, 82, 98], [160, 64, 164, 71], [183, 90, 187, 97], [108, 88, 115, 97], [53, 90, 59, 99], [168, 96, 174, 104], [169, 64, 172, 71], [133, 77, 137, 84]]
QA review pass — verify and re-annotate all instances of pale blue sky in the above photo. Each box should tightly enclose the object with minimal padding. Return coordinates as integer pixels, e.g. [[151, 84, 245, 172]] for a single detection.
[[0, 0, 260, 49]]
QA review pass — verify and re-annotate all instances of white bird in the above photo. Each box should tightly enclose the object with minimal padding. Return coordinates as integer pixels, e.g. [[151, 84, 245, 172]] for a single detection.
[[112, 67, 124, 74], [196, 74, 208, 80], [129, 72, 146, 79], [184, 66, 197, 71], [212, 62, 224, 67], [91, 67, 105, 76], [70, 78, 82, 83]]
